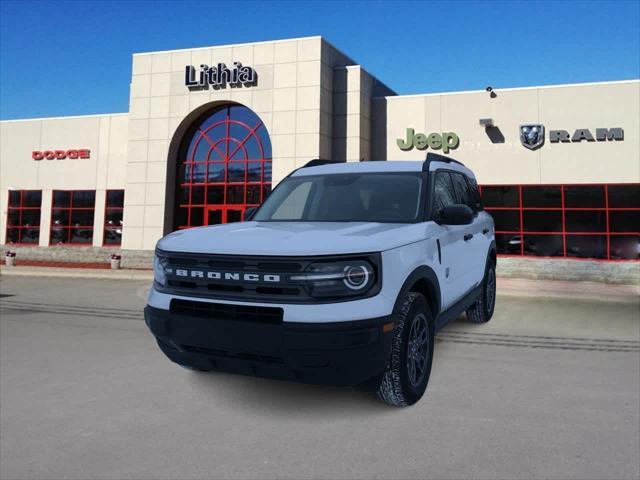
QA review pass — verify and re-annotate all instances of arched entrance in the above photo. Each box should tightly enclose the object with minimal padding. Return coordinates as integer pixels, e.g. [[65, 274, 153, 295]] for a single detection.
[[173, 104, 272, 230]]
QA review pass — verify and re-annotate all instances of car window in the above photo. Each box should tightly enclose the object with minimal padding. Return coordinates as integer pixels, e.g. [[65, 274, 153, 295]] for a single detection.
[[433, 171, 457, 215], [254, 173, 424, 223], [270, 181, 313, 220], [450, 172, 475, 211], [465, 176, 483, 211]]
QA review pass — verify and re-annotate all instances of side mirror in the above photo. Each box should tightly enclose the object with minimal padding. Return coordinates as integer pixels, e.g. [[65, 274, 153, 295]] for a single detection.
[[243, 207, 257, 221], [438, 204, 474, 225]]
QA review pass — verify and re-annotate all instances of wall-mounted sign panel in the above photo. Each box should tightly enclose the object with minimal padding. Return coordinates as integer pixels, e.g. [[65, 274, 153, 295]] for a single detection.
[[519, 125, 624, 149], [397, 128, 460, 153], [185, 62, 256, 89], [32, 149, 90, 160]]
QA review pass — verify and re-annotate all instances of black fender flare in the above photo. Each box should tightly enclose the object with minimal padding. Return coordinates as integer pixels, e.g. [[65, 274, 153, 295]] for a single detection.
[[393, 266, 442, 317], [487, 239, 497, 266]]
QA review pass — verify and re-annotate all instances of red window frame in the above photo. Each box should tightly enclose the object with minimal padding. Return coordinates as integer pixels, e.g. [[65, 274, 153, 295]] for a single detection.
[[50, 190, 96, 246], [5, 190, 42, 245], [480, 183, 639, 262], [103, 190, 124, 246], [175, 105, 272, 230]]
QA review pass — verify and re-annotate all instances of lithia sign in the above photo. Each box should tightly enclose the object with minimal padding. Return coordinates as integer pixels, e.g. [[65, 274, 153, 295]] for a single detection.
[[185, 62, 256, 89]]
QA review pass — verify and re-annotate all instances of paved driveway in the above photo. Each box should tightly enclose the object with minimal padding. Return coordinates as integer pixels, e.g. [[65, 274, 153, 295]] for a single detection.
[[1, 276, 638, 479]]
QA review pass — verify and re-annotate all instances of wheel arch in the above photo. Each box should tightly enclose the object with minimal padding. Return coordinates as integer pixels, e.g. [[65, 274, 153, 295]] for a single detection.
[[393, 266, 442, 318], [488, 239, 497, 266]]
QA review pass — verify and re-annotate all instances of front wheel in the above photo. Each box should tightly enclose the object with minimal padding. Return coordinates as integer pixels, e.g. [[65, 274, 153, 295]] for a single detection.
[[466, 258, 496, 323], [376, 292, 435, 407]]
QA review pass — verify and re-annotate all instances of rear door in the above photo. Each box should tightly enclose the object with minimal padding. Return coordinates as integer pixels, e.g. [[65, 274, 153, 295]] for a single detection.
[[449, 171, 487, 286], [432, 170, 472, 309]]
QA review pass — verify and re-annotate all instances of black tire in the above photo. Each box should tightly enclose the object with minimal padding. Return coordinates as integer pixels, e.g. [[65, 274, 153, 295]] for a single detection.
[[377, 292, 435, 407], [466, 258, 496, 323]]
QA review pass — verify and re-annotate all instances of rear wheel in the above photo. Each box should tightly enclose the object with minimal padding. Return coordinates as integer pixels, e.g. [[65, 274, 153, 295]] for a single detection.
[[377, 292, 435, 407], [466, 258, 496, 323]]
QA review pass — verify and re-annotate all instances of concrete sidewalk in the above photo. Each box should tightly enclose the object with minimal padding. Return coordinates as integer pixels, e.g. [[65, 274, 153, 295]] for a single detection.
[[1, 264, 638, 303], [0, 265, 153, 281]]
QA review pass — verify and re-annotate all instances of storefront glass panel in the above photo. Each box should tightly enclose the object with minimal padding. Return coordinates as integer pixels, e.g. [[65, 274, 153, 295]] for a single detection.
[[481, 183, 640, 260], [5, 190, 42, 245]]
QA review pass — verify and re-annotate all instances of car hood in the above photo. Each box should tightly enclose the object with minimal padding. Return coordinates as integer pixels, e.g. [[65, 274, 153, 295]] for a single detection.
[[157, 221, 430, 256]]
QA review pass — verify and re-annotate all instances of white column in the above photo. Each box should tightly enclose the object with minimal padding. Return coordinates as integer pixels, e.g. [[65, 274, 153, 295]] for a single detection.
[[39, 189, 52, 247], [93, 189, 106, 247]]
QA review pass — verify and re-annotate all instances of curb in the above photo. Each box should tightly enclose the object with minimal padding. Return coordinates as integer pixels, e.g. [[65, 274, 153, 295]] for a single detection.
[[0, 266, 152, 280]]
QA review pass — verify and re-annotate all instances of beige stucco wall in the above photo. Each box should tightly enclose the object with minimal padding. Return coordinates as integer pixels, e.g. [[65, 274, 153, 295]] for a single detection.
[[0, 113, 128, 246], [121, 36, 358, 250], [372, 80, 640, 185]]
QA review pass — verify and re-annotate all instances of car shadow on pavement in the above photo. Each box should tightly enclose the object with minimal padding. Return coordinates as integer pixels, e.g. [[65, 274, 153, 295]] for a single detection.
[[184, 369, 399, 418]]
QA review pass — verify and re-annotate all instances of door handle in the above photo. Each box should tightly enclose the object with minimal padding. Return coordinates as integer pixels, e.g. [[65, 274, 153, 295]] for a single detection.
[[482, 228, 490, 234], [464, 233, 474, 241]]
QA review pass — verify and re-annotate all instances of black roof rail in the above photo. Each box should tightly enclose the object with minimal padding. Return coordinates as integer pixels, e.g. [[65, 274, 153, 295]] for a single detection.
[[302, 159, 345, 168], [422, 152, 465, 171]]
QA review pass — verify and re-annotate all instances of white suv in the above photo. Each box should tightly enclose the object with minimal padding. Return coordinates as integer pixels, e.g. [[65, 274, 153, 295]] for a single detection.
[[146, 153, 496, 406]]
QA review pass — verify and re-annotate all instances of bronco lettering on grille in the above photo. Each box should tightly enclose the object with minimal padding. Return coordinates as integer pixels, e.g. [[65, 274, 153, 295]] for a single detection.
[[175, 269, 281, 283]]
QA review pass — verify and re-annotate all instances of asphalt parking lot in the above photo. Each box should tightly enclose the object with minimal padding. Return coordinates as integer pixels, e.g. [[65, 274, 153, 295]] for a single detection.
[[0, 275, 638, 480]]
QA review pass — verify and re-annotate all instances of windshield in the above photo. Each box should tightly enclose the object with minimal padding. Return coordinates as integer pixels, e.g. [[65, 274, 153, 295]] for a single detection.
[[253, 172, 424, 223]]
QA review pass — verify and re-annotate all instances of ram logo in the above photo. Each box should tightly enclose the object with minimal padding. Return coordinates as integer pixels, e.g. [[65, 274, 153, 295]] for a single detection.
[[519, 124, 545, 150], [174, 269, 281, 283]]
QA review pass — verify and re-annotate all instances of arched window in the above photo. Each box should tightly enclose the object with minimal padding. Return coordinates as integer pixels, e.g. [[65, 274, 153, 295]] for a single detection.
[[173, 104, 272, 229]]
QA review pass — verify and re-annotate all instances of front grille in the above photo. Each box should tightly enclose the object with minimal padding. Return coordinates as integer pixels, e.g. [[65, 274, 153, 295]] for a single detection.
[[170, 299, 283, 324], [157, 250, 380, 303], [160, 251, 311, 302]]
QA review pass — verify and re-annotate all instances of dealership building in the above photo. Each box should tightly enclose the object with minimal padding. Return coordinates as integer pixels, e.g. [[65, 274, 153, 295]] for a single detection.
[[1, 36, 638, 273]]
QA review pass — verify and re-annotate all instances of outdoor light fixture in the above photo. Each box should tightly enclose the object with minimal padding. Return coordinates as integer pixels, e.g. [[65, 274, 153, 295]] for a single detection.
[[479, 118, 494, 127]]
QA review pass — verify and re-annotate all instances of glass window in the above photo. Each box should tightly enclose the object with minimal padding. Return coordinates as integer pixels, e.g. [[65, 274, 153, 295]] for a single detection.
[[465, 176, 483, 211], [609, 211, 640, 233], [523, 235, 564, 257], [565, 211, 606, 233], [564, 186, 605, 208], [522, 186, 561, 208], [5, 190, 42, 245], [174, 105, 272, 229], [610, 235, 639, 260], [104, 190, 124, 246], [254, 173, 424, 223], [450, 172, 476, 211], [566, 235, 607, 259], [433, 172, 457, 214], [50, 190, 95, 245], [491, 210, 520, 232], [480, 182, 639, 261], [608, 185, 640, 208], [523, 211, 562, 232], [53, 190, 71, 207], [481, 186, 519, 208], [495, 233, 523, 255], [270, 181, 313, 220]]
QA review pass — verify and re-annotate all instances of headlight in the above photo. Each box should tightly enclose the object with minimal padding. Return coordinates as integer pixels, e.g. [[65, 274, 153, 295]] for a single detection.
[[290, 260, 376, 298], [153, 254, 169, 288]]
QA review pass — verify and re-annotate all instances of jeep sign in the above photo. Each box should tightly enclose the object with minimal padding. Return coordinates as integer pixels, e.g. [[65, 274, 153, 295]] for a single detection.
[[397, 129, 460, 153]]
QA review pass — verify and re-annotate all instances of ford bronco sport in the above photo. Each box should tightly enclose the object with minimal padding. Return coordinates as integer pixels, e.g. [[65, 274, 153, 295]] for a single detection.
[[145, 153, 496, 406]]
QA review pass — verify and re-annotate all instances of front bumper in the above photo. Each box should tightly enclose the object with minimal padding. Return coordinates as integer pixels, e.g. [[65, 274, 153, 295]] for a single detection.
[[145, 305, 395, 387]]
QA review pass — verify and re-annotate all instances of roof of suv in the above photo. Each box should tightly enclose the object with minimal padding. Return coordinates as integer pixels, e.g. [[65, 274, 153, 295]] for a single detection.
[[291, 158, 474, 178]]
